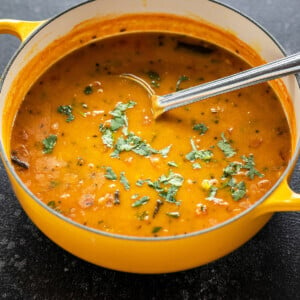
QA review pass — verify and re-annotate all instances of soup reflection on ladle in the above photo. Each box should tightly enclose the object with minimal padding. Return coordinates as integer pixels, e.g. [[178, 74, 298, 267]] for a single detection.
[[120, 52, 300, 119]]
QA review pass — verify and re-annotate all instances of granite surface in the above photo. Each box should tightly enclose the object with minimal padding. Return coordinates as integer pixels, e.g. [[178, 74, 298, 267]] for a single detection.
[[0, 0, 299, 299]]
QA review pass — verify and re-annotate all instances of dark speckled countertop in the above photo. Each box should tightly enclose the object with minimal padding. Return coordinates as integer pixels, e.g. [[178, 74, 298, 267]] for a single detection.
[[0, 1, 299, 299]]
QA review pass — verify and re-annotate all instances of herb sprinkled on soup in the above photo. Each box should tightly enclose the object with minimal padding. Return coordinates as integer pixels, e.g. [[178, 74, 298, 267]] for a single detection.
[[10, 33, 291, 237]]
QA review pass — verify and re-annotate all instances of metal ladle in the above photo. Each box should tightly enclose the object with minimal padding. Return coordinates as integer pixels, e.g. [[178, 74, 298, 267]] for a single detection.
[[121, 52, 300, 118]]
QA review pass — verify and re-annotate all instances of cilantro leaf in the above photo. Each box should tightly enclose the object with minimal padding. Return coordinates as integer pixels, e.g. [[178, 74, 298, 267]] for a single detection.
[[206, 186, 218, 201], [141, 171, 184, 205], [192, 163, 201, 169], [160, 144, 172, 157], [224, 178, 246, 201], [241, 155, 264, 179], [57, 105, 75, 122], [42, 135, 57, 154], [152, 226, 162, 234], [99, 125, 114, 148], [120, 172, 130, 190], [222, 155, 263, 180], [109, 101, 135, 131], [110, 101, 136, 115], [186, 139, 213, 162], [84, 86, 93, 95], [111, 132, 171, 158], [110, 116, 127, 131], [217, 133, 236, 158], [136, 179, 146, 186], [193, 123, 208, 135], [146, 70, 160, 88], [176, 75, 189, 91], [222, 161, 243, 178], [159, 170, 184, 187], [47, 200, 56, 209], [99, 100, 136, 147], [231, 181, 247, 201], [131, 196, 150, 207], [166, 212, 180, 218], [103, 166, 117, 180], [168, 161, 178, 167], [47, 200, 61, 212]]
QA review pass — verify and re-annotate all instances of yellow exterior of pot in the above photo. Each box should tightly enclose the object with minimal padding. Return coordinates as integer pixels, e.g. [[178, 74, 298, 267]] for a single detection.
[[0, 19, 44, 41]]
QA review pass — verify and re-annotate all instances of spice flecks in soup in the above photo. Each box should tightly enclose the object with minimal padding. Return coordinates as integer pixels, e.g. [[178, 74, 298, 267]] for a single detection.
[[11, 33, 291, 237]]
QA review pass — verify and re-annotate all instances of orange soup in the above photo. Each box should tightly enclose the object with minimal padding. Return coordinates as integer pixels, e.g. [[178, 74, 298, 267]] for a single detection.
[[10, 32, 291, 237]]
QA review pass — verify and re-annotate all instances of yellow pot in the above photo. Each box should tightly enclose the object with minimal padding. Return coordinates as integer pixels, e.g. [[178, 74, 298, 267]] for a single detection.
[[0, 0, 299, 274]]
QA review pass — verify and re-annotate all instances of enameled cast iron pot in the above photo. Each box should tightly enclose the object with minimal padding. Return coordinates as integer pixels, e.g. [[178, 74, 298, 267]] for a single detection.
[[0, 0, 299, 273]]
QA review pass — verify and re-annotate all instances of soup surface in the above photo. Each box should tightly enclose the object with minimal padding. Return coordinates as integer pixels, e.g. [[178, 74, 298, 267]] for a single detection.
[[11, 32, 291, 237]]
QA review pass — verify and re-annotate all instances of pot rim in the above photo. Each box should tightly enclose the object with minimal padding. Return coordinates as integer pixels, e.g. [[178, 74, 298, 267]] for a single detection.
[[0, 0, 299, 242]]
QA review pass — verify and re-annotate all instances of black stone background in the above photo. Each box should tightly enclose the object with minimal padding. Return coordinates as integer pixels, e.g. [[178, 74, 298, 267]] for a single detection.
[[0, 1, 299, 299]]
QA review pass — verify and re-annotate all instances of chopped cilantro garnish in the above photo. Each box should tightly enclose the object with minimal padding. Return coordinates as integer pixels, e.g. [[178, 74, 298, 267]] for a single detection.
[[241, 155, 264, 179], [120, 172, 130, 190], [110, 117, 126, 132], [111, 132, 171, 158], [146, 70, 160, 88], [192, 163, 201, 169], [138, 170, 183, 205], [225, 178, 246, 201], [193, 123, 208, 135], [47, 200, 56, 209], [222, 162, 243, 178], [111, 133, 155, 157], [84, 86, 93, 95], [99, 101, 136, 147], [166, 212, 180, 218], [57, 105, 75, 122], [122, 126, 129, 136], [152, 226, 162, 234], [168, 161, 178, 167], [217, 133, 236, 158], [131, 196, 150, 207], [231, 181, 246, 201], [111, 101, 136, 114], [176, 75, 189, 91], [98, 101, 171, 158], [109, 101, 136, 131], [160, 144, 172, 157], [136, 179, 145, 186], [99, 125, 114, 148], [103, 166, 117, 180], [42, 135, 57, 154], [159, 170, 184, 187], [222, 155, 263, 180], [186, 139, 213, 162], [47, 200, 61, 212], [206, 186, 218, 201]]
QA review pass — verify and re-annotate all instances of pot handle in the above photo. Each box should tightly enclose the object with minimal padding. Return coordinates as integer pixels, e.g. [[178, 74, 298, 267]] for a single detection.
[[0, 19, 45, 42], [254, 179, 300, 217]]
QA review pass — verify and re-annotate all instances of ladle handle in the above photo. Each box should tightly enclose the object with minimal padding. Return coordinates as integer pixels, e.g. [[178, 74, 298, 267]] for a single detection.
[[158, 52, 300, 111]]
